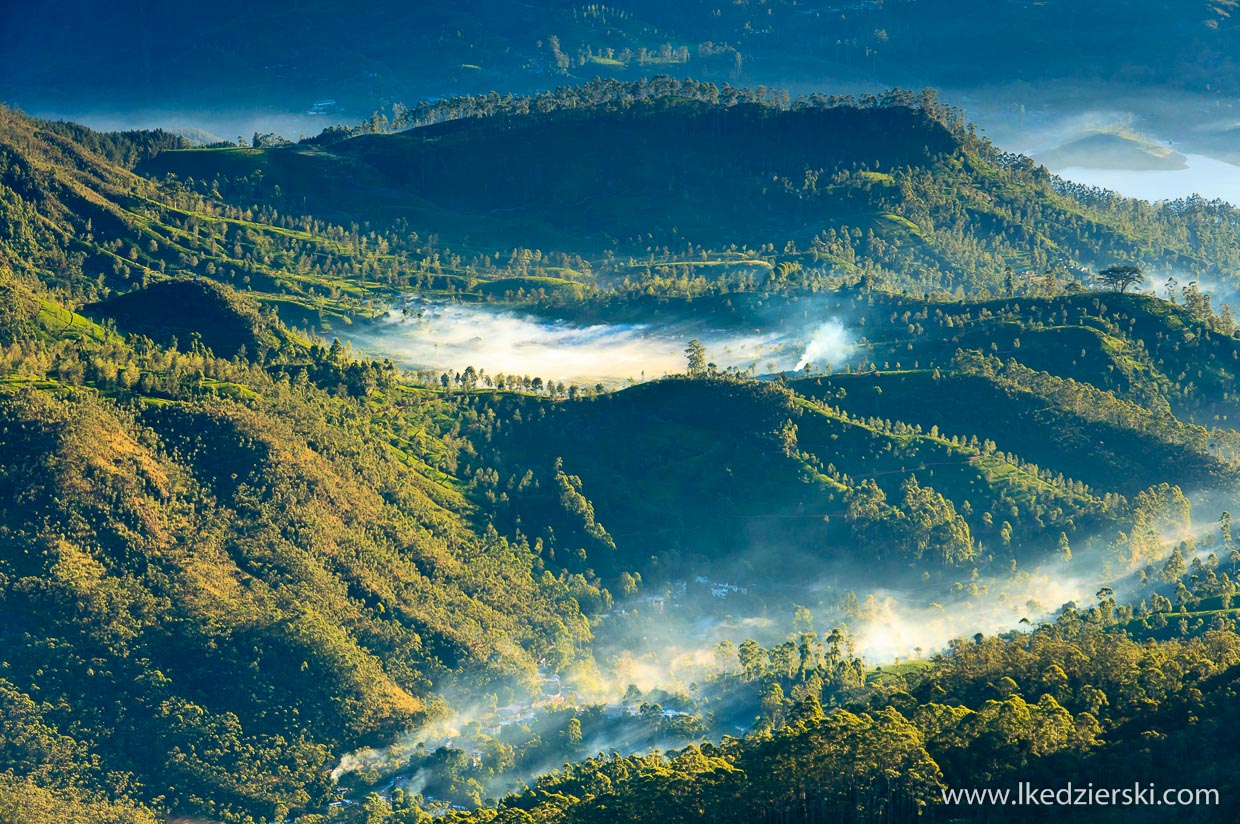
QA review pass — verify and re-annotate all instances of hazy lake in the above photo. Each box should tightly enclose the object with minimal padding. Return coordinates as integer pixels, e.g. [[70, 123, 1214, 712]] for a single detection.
[[1057, 153, 1240, 204]]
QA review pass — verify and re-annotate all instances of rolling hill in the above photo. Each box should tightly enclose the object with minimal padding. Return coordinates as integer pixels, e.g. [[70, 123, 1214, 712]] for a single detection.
[[3, 81, 1240, 823], [1035, 132, 1187, 171], [82, 277, 277, 357], [139, 96, 958, 252], [134, 81, 1240, 297], [461, 289, 1240, 585], [0, 273, 601, 822]]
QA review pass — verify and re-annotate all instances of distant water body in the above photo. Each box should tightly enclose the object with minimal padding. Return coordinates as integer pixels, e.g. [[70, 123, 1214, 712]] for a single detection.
[[1056, 154, 1240, 205]]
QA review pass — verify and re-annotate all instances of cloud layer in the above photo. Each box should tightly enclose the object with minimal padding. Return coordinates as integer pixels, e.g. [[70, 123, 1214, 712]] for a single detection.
[[344, 300, 853, 383]]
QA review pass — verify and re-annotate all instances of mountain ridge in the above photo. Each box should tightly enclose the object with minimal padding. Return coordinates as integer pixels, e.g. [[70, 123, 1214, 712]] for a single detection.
[[3, 81, 1240, 822]]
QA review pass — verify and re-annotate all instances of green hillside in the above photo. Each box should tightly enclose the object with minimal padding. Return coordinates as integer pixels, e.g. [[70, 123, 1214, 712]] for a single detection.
[[141, 96, 957, 253], [842, 290, 1240, 428], [82, 277, 279, 357], [4, 82, 1240, 823], [8, 88, 1240, 317], [0, 275, 600, 822], [429, 282, 1240, 593], [136, 80, 1240, 297], [0, 104, 476, 325], [466, 375, 1109, 580]]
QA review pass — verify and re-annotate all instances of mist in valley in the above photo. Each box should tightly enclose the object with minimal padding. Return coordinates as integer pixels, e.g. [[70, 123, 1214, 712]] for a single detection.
[[7, 2, 1240, 819], [340, 299, 857, 384], [20, 105, 347, 148], [329, 484, 1231, 808]]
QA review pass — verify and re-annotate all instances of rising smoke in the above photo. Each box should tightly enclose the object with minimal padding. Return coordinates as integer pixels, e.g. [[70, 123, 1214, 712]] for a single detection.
[[795, 319, 853, 372]]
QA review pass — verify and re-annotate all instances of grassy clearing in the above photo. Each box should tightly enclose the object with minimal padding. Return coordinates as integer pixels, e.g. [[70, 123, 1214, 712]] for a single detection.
[[35, 300, 118, 343], [868, 659, 933, 684]]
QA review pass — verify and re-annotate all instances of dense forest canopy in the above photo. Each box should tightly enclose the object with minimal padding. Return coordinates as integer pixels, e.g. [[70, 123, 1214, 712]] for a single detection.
[[130, 80, 1240, 305], [1, 78, 1240, 824]]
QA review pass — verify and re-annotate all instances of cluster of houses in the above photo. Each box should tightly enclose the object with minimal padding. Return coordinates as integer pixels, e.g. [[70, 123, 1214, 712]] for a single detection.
[[693, 576, 749, 599], [602, 576, 751, 619]]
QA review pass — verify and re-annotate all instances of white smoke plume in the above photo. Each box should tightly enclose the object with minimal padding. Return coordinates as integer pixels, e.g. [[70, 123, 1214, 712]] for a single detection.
[[795, 320, 853, 372]]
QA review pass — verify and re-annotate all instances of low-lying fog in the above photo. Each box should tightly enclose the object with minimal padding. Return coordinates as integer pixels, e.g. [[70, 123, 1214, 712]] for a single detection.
[[340, 300, 853, 384], [1056, 153, 1240, 203], [947, 86, 1240, 205], [25, 106, 345, 146]]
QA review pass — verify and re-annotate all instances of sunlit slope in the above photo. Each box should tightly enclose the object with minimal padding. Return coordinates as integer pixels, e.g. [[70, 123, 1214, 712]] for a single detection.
[[0, 280, 590, 821], [0, 105, 448, 322]]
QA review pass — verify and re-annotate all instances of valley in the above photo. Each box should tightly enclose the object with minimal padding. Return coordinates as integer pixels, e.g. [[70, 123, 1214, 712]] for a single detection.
[[2, 37, 1240, 824]]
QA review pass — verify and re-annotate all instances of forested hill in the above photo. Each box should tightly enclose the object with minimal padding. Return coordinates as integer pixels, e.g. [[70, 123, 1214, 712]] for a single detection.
[[0, 268, 604, 821], [6, 84, 1240, 824], [6, 268, 1240, 822], [137, 81, 1240, 295], [460, 286, 1240, 586], [0, 103, 453, 324], [9, 85, 1240, 307], [82, 278, 274, 358], [138, 92, 961, 253]]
